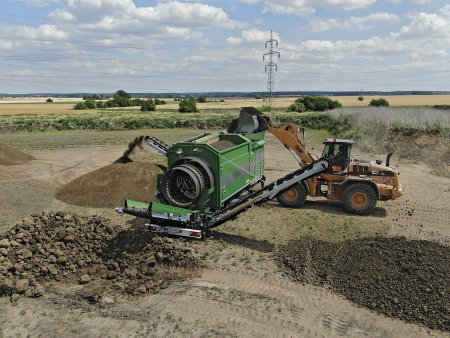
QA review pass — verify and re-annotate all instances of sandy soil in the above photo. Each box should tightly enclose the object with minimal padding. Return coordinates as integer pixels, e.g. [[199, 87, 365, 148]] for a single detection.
[[0, 133, 449, 337]]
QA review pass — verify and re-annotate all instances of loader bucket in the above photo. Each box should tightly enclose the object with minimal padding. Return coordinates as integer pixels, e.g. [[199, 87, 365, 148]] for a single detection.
[[227, 107, 268, 134]]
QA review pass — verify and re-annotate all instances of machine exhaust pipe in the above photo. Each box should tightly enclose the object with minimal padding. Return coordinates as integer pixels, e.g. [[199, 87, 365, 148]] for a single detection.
[[386, 151, 394, 167]]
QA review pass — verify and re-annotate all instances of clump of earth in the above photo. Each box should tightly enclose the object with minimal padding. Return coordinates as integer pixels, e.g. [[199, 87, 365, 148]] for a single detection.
[[275, 236, 450, 332], [0, 144, 34, 166], [0, 212, 200, 305], [55, 162, 162, 208]]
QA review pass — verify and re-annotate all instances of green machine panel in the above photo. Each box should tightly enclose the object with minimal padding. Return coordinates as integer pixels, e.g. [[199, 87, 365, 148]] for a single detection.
[[161, 131, 265, 211]]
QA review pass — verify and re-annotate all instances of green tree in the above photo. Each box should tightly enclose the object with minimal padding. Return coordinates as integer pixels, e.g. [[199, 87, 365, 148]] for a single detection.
[[287, 102, 306, 113], [85, 100, 96, 109], [112, 96, 131, 107], [179, 98, 198, 113], [197, 96, 207, 103], [369, 98, 390, 107], [114, 90, 131, 99], [294, 96, 342, 111], [46, 98, 53, 103], [140, 99, 156, 112]]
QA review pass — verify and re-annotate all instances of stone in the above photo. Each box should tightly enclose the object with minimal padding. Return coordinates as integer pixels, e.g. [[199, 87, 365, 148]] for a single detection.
[[125, 268, 138, 278], [0, 239, 10, 248], [80, 274, 91, 284], [0, 278, 14, 296], [14, 279, 30, 294], [99, 296, 115, 306], [0, 248, 8, 256]]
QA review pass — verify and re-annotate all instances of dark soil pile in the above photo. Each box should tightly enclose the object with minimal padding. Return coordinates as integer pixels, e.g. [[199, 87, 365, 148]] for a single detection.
[[0, 212, 200, 304], [55, 162, 162, 208], [0, 144, 33, 166], [276, 236, 450, 331]]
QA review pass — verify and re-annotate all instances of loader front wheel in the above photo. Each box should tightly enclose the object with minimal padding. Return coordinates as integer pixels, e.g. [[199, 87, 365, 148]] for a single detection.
[[342, 183, 377, 215], [277, 183, 307, 208]]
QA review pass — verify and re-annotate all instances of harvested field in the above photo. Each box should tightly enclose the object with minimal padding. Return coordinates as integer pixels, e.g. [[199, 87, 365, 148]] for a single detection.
[[0, 212, 200, 303], [55, 162, 162, 208], [0, 144, 33, 166], [276, 236, 450, 331]]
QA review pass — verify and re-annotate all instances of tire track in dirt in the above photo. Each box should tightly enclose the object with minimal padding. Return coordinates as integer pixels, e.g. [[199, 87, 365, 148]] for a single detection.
[[173, 268, 436, 337]]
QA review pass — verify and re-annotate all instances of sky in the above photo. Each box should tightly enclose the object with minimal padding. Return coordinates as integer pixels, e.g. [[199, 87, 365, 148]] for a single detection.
[[1, 0, 449, 94]]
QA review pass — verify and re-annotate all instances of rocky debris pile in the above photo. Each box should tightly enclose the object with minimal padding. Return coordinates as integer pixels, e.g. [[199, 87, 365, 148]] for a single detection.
[[0, 144, 33, 166], [0, 212, 200, 303], [55, 162, 162, 208], [276, 236, 450, 332]]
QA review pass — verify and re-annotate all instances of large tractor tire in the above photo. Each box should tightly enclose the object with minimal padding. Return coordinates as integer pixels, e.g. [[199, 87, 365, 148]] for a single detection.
[[277, 183, 307, 208], [342, 183, 377, 215]]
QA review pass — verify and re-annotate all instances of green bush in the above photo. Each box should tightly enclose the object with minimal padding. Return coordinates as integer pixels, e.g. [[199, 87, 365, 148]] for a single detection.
[[434, 105, 450, 110], [73, 102, 88, 110], [197, 96, 207, 103], [259, 105, 271, 112], [85, 100, 96, 109], [46, 98, 53, 103], [287, 102, 306, 113], [140, 99, 156, 112], [96, 100, 106, 109], [358, 96, 364, 101], [154, 98, 166, 105], [179, 98, 198, 113], [294, 96, 342, 111], [369, 98, 390, 107]]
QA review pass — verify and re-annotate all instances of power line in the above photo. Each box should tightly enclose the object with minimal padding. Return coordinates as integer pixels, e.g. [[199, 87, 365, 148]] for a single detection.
[[263, 30, 279, 110]]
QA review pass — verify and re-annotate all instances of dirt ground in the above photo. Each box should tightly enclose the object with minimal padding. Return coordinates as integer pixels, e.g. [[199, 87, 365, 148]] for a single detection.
[[0, 130, 449, 337]]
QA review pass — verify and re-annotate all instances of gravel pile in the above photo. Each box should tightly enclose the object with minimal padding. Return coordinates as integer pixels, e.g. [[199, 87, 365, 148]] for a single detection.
[[0, 212, 200, 304], [276, 236, 450, 331], [0, 144, 33, 166], [55, 162, 162, 208]]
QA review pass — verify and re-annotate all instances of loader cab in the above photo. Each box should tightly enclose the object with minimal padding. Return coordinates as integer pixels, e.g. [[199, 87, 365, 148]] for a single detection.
[[322, 139, 354, 173]]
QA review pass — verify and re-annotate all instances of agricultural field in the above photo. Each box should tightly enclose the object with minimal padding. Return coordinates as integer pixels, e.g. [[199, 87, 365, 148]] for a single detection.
[[1, 94, 450, 116], [0, 99, 449, 337]]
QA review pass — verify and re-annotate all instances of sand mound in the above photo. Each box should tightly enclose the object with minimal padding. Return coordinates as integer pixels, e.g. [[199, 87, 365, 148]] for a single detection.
[[0, 144, 33, 166], [55, 162, 163, 208], [365, 129, 450, 178], [276, 236, 450, 331], [0, 212, 200, 304]]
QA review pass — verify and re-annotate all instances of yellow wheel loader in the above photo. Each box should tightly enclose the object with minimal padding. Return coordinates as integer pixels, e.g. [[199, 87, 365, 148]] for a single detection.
[[267, 120, 403, 215]]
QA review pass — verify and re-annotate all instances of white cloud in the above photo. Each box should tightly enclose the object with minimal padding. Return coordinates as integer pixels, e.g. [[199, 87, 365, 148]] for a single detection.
[[311, 12, 400, 32], [227, 29, 280, 45], [56, 0, 239, 30], [19, 0, 60, 6], [239, 0, 376, 15]]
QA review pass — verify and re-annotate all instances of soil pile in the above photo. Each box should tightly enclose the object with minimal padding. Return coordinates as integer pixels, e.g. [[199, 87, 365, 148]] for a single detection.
[[370, 129, 450, 178], [276, 236, 450, 331], [0, 144, 33, 166], [55, 162, 163, 208], [0, 212, 200, 304]]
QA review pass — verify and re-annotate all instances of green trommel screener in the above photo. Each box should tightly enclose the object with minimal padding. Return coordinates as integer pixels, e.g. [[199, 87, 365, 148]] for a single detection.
[[116, 107, 330, 238]]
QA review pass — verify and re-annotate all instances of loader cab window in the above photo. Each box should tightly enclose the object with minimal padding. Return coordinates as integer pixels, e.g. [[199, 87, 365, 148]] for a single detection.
[[322, 141, 352, 173]]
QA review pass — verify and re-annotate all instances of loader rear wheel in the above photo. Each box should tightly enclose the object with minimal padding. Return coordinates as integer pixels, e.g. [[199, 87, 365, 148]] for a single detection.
[[342, 183, 377, 215], [277, 183, 307, 208]]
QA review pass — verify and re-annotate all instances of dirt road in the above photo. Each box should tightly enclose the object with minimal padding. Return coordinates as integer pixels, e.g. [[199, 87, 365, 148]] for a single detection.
[[0, 132, 449, 337]]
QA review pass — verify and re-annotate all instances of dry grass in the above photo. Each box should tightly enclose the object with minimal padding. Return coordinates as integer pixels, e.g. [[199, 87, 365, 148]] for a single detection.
[[330, 107, 450, 130]]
